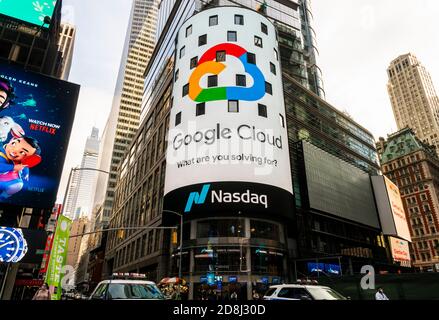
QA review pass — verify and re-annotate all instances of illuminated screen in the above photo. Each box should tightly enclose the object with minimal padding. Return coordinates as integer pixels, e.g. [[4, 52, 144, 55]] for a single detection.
[[0, 61, 79, 208], [0, 0, 57, 27]]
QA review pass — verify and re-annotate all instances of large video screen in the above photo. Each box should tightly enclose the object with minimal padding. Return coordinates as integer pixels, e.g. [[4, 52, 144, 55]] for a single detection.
[[0, 61, 79, 208], [0, 0, 57, 28], [302, 141, 380, 228]]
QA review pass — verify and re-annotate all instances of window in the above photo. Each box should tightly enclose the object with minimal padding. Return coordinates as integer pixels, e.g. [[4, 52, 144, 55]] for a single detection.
[[186, 25, 192, 37], [208, 75, 218, 87], [265, 81, 273, 94], [234, 15, 244, 25], [236, 74, 246, 87], [209, 15, 218, 26], [228, 100, 239, 113], [247, 52, 256, 64], [270, 62, 276, 75], [278, 288, 313, 300], [216, 50, 226, 62], [175, 112, 181, 126], [182, 83, 189, 97], [227, 31, 237, 42], [261, 23, 268, 35], [254, 36, 263, 48], [180, 46, 185, 58], [175, 69, 179, 81], [279, 114, 285, 128], [199, 34, 207, 46], [196, 103, 205, 116], [258, 104, 267, 118], [190, 56, 198, 69]]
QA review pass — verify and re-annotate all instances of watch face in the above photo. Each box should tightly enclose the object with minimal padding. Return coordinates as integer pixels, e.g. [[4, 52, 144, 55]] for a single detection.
[[0, 227, 28, 263]]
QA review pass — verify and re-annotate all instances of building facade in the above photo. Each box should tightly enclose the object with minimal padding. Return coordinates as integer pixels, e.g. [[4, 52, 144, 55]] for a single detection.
[[93, 0, 159, 228], [104, 2, 395, 300], [57, 23, 76, 81], [0, 0, 65, 78], [379, 128, 439, 272], [63, 127, 100, 221], [387, 53, 439, 151]]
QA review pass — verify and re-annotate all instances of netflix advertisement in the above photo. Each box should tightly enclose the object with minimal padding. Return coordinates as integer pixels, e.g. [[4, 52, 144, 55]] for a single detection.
[[0, 62, 79, 208]]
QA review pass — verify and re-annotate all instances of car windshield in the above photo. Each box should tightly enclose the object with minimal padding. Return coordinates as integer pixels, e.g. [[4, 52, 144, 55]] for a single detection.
[[306, 287, 347, 300], [107, 283, 165, 300]]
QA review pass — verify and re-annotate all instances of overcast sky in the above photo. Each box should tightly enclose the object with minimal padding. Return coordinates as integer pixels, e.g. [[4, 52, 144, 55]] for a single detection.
[[56, 0, 439, 202]]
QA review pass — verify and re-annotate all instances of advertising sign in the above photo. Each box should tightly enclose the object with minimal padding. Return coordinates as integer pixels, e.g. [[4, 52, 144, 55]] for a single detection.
[[45, 215, 71, 300], [0, 61, 79, 209], [303, 141, 380, 228], [371, 176, 411, 241], [0, 0, 57, 27], [389, 237, 411, 263], [0, 226, 28, 263], [164, 7, 294, 219]]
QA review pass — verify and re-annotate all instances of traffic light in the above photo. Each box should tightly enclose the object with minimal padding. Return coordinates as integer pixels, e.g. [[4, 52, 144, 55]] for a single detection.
[[172, 230, 178, 245]]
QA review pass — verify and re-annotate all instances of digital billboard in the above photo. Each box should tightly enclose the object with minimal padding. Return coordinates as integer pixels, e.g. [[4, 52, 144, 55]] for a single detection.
[[0, 61, 79, 209], [302, 141, 380, 228], [0, 0, 58, 28], [371, 175, 412, 241], [389, 236, 411, 264], [164, 7, 294, 219]]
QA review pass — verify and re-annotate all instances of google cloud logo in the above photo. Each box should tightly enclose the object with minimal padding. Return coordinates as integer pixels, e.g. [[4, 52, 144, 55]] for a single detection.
[[189, 43, 265, 103]]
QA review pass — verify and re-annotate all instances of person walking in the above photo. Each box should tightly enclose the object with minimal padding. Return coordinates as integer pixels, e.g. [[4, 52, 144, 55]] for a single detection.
[[252, 290, 260, 300], [32, 283, 51, 300], [230, 291, 238, 301], [375, 287, 389, 300]]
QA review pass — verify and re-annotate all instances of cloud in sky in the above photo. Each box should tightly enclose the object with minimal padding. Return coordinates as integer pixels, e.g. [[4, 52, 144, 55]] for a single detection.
[[312, 0, 439, 139]]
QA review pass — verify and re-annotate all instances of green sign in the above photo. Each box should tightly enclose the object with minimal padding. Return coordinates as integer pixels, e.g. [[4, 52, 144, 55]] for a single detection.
[[45, 215, 71, 300], [0, 0, 57, 27]]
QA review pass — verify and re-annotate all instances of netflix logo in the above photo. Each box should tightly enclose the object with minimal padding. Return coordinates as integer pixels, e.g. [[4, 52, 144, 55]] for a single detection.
[[28, 119, 61, 135]]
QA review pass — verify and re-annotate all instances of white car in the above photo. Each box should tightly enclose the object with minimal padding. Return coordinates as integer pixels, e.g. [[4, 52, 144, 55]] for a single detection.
[[89, 279, 165, 300], [263, 284, 348, 301]]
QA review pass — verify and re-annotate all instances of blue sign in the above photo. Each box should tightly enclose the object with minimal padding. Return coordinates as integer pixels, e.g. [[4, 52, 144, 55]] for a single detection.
[[200, 276, 207, 283], [307, 262, 325, 273], [228, 276, 237, 283], [0, 227, 28, 263], [325, 264, 341, 275], [207, 273, 215, 285], [261, 277, 269, 285]]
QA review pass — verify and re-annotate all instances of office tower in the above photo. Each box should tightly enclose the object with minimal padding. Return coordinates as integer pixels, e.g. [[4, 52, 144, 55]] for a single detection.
[[64, 169, 81, 220], [379, 128, 439, 272], [93, 0, 158, 227], [387, 53, 439, 150], [64, 128, 100, 221], [57, 23, 76, 80], [105, 2, 394, 300]]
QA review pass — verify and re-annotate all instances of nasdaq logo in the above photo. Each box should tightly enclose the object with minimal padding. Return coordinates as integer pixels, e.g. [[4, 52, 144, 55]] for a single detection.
[[184, 184, 211, 213]]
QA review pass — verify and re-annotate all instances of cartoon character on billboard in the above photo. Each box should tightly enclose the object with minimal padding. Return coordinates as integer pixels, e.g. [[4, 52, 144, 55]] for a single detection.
[[0, 135, 42, 200], [0, 79, 16, 112]]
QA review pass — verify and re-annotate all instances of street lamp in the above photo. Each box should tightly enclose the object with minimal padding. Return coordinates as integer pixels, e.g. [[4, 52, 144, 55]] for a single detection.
[[162, 209, 183, 299]]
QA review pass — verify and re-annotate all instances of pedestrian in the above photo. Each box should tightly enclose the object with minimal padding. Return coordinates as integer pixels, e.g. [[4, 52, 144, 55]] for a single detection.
[[375, 287, 389, 300], [252, 290, 260, 300], [32, 283, 51, 300], [230, 291, 238, 301]]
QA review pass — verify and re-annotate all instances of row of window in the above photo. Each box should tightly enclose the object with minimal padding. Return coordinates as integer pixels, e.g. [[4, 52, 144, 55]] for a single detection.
[[185, 15, 269, 36], [179, 30, 274, 60], [175, 102, 285, 127]]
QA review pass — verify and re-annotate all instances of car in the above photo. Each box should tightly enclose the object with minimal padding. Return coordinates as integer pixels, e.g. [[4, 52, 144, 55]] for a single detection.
[[89, 278, 165, 300], [263, 283, 348, 301]]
